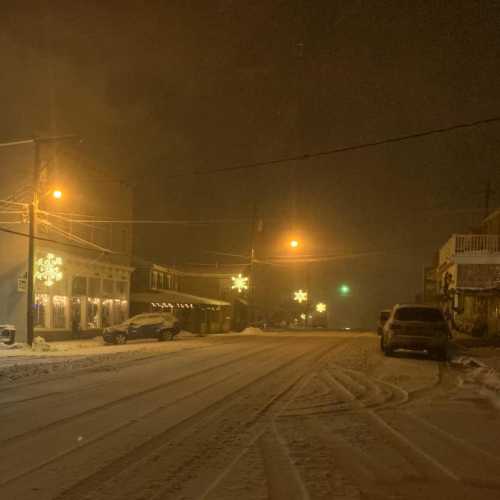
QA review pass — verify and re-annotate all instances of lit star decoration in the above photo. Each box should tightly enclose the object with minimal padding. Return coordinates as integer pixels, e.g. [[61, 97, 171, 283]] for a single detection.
[[35, 253, 63, 287], [294, 289, 308, 303], [316, 302, 327, 313], [231, 274, 249, 293]]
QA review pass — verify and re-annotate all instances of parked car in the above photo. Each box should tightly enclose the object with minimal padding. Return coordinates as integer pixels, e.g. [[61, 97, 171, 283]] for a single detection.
[[381, 304, 449, 360], [377, 309, 391, 335], [103, 313, 181, 345], [0, 324, 16, 345]]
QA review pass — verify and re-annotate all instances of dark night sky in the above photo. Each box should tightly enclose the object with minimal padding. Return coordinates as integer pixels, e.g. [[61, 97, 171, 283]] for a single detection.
[[1, 1, 499, 327]]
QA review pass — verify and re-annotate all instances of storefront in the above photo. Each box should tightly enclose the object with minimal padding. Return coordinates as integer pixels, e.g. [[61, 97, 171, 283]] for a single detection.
[[34, 247, 133, 340], [130, 290, 232, 334]]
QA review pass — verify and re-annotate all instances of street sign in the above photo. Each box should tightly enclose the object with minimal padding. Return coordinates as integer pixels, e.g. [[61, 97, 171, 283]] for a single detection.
[[17, 277, 27, 292]]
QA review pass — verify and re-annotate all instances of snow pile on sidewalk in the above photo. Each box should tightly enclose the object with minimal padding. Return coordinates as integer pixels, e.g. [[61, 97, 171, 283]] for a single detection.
[[452, 354, 500, 408], [32, 336, 57, 352]]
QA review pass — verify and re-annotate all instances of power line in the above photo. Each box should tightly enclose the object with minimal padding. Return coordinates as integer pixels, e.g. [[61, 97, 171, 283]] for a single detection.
[[0, 225, 123, 256], [39, 210, 261, 225], [162, 115, 500, 179]]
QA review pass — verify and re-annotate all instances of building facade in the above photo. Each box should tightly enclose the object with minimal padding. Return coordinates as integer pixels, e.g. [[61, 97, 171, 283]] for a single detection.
[[437, 209, 500, 336], [0, 139, 134, 341], [130, 262, 234, 334]]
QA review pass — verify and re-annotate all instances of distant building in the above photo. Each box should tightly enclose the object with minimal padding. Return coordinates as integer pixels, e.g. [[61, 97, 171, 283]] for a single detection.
[[130, 261, 248, 333], [437, 208, 500, 336]]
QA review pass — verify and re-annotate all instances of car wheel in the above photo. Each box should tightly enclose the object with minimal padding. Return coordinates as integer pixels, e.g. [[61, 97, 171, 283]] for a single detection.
[[114, 332, 127, 345], [103, 335, 113, 345], [158, 330, 175, 342]]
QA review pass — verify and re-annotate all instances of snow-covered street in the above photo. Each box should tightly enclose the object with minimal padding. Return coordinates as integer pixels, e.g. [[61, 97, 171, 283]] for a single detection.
[[1, 331, 500, 500]]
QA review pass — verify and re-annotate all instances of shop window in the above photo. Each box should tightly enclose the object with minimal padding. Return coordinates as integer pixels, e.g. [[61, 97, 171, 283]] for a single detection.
[[87, 298, 100, 329], [53, 296, 67, 328], [71, 297, 82, 331], [34, 294, 49, 328], [114, 299, 128, 324], [72, 276, 87, 296], [102, 299, 113, 327]]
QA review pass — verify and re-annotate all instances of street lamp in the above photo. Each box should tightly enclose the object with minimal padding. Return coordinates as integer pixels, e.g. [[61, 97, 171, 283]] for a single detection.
[[290, 239, 299, 249], [52, 189, 62, 200]]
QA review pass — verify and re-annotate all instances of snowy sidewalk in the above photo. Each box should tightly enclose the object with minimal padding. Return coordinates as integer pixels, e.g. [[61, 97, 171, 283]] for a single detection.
[[0, 333, 210, 384]]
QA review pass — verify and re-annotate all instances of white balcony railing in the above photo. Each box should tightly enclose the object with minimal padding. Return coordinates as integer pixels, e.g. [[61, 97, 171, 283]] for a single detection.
[[439, 234, 500, 265]]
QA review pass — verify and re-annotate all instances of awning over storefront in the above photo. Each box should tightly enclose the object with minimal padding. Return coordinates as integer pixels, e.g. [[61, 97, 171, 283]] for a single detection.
[[131, 290, 231, 307]]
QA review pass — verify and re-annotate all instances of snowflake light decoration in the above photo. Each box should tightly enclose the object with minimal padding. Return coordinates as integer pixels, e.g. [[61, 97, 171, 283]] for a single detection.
[[35, 253, 63, 287], [293, 289, 308, 303], [316, 302, 327, 313], [231, 274, 249, 293]]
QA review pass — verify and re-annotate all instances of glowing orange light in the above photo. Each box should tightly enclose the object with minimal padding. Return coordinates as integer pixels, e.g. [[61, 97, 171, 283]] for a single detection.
[[52, 190, 62, 200], [290, 239, 299, 249]]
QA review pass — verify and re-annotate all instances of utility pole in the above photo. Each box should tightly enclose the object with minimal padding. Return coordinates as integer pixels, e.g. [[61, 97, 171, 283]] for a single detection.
[[26, 139, 41, 346], [248, 201, 258, 326]]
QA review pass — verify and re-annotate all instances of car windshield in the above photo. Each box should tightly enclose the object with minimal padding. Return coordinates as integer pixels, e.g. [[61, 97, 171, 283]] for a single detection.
[[394, 307, 444, 322]]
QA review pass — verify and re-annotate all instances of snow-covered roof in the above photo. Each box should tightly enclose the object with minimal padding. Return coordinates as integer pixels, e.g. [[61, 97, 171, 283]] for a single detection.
[[131, 290, 231, 307]]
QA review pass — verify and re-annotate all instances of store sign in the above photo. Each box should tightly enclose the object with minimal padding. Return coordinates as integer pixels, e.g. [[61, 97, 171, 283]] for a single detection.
[[35, 253, 63, 287]]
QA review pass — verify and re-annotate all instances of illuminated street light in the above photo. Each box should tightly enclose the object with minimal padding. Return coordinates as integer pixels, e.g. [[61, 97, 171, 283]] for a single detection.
[[52, 189, 62, 199], [294, 289, 308, 303], [290, 239, 299, 249], [339, 284, 351, 296], [231, 274, 249, 293], [316, 302, 327, 313]]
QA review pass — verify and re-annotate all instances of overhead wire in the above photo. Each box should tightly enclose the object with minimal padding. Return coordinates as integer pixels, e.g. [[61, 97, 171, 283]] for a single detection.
[[159, 115, 500, 179]]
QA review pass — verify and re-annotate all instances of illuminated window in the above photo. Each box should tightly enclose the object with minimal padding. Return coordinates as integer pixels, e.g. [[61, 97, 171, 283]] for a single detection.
[[53, 296, 67, 328], [87, 298, 100, 329], [102, 299, 113, 327], [34, 294, 49, 328]]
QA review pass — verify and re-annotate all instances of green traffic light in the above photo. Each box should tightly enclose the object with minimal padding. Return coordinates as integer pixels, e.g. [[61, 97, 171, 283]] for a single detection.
[[339, 284, 350, 296]]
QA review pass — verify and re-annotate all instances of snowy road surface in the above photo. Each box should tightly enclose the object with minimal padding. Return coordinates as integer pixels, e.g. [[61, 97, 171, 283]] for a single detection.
[[1, 331, 499, 500]]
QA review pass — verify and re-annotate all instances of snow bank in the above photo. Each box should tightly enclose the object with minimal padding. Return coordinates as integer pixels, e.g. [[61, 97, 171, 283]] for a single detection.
[[32, 336, 57, 352], [0, 342, 26, 350], [452, 354, 500, 408], [450, 355, 486, 369], [240, 327, 264, 335]]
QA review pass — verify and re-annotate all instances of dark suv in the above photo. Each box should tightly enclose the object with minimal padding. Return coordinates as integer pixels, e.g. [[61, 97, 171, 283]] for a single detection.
[[381, 304, 449, 360], [103, 313, 181, 345]]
